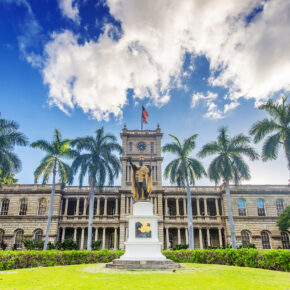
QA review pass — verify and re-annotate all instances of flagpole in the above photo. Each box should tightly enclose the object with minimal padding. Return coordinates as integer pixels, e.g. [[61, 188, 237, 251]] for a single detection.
[[141, 104, 143, 131]]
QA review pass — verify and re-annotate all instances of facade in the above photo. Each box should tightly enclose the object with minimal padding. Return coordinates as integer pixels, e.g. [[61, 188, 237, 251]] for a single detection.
[[0, 126, 289, 250]]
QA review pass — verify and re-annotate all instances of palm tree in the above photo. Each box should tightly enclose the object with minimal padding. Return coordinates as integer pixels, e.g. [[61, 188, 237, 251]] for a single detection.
[[198, 127, 259, 249], [71, 127, 122, 251], [249, 96, 289, 172], [162, 134, 206, 250], [0, 115, 28, 176], [31, 129, 76, 250]]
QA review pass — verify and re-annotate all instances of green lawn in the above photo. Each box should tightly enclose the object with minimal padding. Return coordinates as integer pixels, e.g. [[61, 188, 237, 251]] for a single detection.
[[0, 263, 289, 290]]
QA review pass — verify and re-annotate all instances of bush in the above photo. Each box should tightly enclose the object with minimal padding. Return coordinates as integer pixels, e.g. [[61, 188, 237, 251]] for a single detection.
[[173, 244, 188, 250], [92, 240, 102, 251], [0, 240, 7, 250], [61, 239, 78, 250], [23, 239, 44, 250]]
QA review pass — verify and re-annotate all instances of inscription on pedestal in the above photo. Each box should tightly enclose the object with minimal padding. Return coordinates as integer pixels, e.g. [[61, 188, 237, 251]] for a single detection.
[[135, 221, 152, 238]]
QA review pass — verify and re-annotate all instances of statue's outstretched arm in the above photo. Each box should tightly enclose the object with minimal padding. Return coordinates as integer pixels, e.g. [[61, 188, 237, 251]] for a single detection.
[[128, 157, 137, 170]]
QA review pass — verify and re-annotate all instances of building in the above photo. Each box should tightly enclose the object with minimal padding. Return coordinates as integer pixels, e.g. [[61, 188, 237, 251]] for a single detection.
[[0, 126, 289, 250]]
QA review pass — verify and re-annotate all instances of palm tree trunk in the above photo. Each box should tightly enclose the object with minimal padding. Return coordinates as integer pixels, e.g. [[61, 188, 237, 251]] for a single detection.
[[186, 177, 194, 250], [225, 180, 237, 249], [87, 177, 95, 251], [283, 142, 290, 171], [43, 167, 56, 250]]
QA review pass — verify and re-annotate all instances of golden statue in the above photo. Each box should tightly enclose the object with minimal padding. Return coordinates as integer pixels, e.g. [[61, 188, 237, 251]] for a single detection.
[[128, 156, 152, 200]]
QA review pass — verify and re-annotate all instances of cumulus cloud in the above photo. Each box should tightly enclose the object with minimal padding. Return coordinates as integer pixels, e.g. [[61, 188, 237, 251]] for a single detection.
[[59, 0, 79, 23], [42, 0, 290, 120]]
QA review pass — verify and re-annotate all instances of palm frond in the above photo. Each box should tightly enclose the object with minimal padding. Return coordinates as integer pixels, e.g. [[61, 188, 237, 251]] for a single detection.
[[262, 132, 281, 161], [249, 119, 279, 143]]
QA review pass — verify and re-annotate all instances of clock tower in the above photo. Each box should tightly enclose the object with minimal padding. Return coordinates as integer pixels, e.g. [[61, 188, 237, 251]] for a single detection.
[[120, 124, 163, 190]]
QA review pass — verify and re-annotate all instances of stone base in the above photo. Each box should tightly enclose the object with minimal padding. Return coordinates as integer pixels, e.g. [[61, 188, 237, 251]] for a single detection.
[[106, 259, 181, 270]]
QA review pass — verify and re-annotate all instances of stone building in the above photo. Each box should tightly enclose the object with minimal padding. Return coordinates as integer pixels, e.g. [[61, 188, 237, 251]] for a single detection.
[[0, 126, 289, 250]]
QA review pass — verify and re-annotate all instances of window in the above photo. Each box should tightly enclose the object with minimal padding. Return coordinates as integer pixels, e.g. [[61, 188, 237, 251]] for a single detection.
[[0, 229, 4, 243], [38, 198, 46, 215], [129, 142, 133, 153], [261, 231, 271, 249], [237, 199, 246, 216], [241, 230, 250, 247], [281, 232, 290, 249], [150, 142, 154, 153], [0, 199, 9, 216], [276, 199, 284, 216], [14, 230, 24, 249], [256, 199, 265, 216], [19, 198, 28, 216], [34, 229, 43, 242]]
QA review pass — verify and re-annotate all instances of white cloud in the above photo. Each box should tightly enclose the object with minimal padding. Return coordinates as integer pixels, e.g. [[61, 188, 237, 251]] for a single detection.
[[42, 0, 290, 120], [59, 0, 79, 23]]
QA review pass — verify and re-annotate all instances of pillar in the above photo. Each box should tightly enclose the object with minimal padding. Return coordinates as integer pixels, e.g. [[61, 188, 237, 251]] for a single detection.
[[215, 198, 219, 216], [64, 198, 68, 216], [115, 198, 119, 215], [95, 228, 98, 241], [125, 196, 128, 214], [177, 228, 181, 244], [165, 197, 168, 216], [166, 228, 170, 249], [183, 198, 187, 215], [176, 198, 180, 216], [204, 198, 208, 216], [76, 198, 80, 216], [102, 228, 106, 249], [80, 228, 85, 250], [185, 228, 189, 245], [196, 198, 200, 216], [73, 228, 77, 241], [218, 228, 223, 247], [104, 197, 107, 216], [207, 228, 210, 247], [199, 228, 203, 249], [97, 198, 100, 215], [114, 228, 118, 250], [130, 197, 133, 213], [83, 198, 87, 216], [154, 197, 158, 214], [61, 227, 66, 242]]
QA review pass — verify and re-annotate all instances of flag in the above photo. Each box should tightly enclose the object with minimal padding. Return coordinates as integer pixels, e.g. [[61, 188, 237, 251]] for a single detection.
[[142, 106, 149, 124]]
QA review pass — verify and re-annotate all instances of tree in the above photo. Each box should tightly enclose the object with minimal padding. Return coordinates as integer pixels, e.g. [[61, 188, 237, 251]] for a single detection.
[[198, 127, 259, 249], [0, 169, 18, 186], [249, 96, 289, 172], [71, 127, 122, 251], [277, 206, 290, 232], [31, 129, 76, 250], [0, 115, 28, 176], [162, 134, 206, 250]]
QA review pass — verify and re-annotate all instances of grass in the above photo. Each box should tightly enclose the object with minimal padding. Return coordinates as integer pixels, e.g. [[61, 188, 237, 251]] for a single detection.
[[0, 263, 289, 290]]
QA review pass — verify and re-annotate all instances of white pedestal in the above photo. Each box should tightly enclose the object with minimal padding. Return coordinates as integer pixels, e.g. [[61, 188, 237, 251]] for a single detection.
[[120, 201, 166, 261]]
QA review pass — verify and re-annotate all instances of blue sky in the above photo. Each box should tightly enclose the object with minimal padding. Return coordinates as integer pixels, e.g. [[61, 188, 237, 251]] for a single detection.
[[0, 0, 289, 186]]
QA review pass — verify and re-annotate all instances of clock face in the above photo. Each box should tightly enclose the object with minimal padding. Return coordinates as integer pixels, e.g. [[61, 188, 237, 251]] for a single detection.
[[137, 142, 146, 152]]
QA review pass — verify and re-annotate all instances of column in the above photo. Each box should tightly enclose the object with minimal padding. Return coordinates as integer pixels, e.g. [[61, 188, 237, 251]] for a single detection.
[[97, 198, 100, 215], [199, 228, 203, 249], [102, 228, 106, 249], [64, 198, 68, 216], [177, 228, 181, 244], [76, 198, 80, 216], [196, 198, 200, 216], [154, 197, 158, 215], [204, 198, 208, 216], [83, 198, 87, 216], [125, 196, 128, 214], [218, 228, 223, 247], [61, 227, 66, 242], [215, 198, 220, 216], [104, 197, 107, 216], [114, 228, 118, 250], [207, 228, 210, 247], [166, 228, 170, 249], [185, 228, 189, 245], [80, 228, 84, 250], [130, 197, 133, 213], [115, 198, 119, 216], [73, 228, 77, 241], [183, 198, 187, 215], [95, 228, 98, 241], [165, 197, 168, 216], [176, 198, 180, 216]]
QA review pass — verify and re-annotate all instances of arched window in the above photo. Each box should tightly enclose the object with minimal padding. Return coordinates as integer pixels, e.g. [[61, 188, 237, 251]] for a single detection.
[[241, 230, 250, 247], [281, 232, 290, 249], [38, 198, 46, 215], [19, 198, 28, 216], [0, 199, 9, 216], [261, 231, 271, 249], [256, 199, 265, 216], [34, 229, 43, 242], [129, 142, 133, 153], [14, 229, 24, 249], [237, 199, 246, 216], [276, 199, 284, 216], [0, 229, 4, 243]]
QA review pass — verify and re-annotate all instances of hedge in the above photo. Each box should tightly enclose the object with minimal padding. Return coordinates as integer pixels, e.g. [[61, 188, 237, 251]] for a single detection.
[[0, 249, 289, 271]]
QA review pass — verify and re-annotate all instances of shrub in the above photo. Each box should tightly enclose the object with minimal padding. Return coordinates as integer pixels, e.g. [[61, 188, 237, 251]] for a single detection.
[[22, 239, 44, 250], [92, 240, 102, 251], [173, 244, 188, 250], [61, 239, 78, 250], [0, 240, 7, 250]]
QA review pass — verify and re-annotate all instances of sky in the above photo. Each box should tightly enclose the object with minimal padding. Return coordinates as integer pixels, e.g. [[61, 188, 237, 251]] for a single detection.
[[0, 0, 289, 186]]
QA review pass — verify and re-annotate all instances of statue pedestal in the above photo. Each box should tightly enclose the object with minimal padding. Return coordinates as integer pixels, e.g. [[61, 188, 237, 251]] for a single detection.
[[106, 201, 181, 270]]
